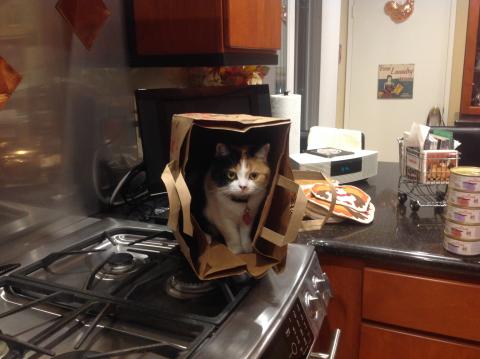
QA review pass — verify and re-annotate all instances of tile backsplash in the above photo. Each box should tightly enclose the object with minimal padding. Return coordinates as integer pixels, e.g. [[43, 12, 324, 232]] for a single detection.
[[0, 0, 189, 218], [0, 0, 278, 237]]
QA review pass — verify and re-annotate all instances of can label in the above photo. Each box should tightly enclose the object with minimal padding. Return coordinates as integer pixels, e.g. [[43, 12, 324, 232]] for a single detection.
[[444, 235, 480, 256], [444, 220, 480, 240], [447, 189, 480, 208], [450, 176, 480, 193], [444, 204, 480, 225]]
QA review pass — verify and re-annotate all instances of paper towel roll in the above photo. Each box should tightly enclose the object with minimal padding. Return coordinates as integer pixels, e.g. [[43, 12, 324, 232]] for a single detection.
[[270, 94, 302, 155]]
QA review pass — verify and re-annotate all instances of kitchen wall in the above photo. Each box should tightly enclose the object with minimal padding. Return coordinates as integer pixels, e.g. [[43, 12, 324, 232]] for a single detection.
[[343, 0, 457, 162], [318, 0, 341, 127], [0, 0, 180, 220], [0, 0, 280, 233], [335, 0, 470, 160]]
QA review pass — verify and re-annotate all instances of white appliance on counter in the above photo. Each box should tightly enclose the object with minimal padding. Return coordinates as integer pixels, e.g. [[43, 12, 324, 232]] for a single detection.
[[291, 125, 378, 183], [290, 148, 378, 183]]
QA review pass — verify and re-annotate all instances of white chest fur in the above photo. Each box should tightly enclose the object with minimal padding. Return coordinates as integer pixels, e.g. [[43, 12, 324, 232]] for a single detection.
[[204, 186, 266, 254]]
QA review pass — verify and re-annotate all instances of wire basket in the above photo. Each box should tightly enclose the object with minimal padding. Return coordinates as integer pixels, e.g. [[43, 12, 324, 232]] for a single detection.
[[397, 138, 459, 211]]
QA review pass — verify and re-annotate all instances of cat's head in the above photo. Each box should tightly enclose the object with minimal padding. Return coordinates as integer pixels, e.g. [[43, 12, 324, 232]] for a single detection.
[[208, 143, 271, 199]]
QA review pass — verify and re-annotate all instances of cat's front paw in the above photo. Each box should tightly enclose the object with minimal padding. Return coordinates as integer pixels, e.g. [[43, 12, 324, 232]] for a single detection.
[[241, 245, 253, 254], [227, 243, 243, 255], [241, 239, 253, 253]]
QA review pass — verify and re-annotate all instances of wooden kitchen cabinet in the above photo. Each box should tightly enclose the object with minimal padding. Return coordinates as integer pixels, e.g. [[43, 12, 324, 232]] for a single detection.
[[359, 323, 480, 359], [363, 267, 480, 342], [125, 0, 281, 67], [313, 256, 363, 359], [315, 254, 480, 358], [460, 0, 480, 117], [224, 0, 282, 50]]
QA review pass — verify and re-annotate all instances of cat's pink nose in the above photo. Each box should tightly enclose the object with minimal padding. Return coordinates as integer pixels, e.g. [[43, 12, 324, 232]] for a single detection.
[[239, 185, 247, 191]]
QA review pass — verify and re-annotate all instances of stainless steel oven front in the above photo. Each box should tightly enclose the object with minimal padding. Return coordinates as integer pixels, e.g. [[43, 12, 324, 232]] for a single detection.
[[193, 243, 339, 359]]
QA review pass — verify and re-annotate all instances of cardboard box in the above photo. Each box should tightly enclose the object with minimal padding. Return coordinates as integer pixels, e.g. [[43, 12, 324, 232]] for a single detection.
[[161, 113, 307, 280]]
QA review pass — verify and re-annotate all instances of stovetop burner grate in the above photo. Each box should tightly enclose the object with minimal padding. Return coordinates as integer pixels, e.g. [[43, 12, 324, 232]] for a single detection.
[[0, 224, 254, 358], [52, 351, 99, 359], [166, 273, 216, 300], [0, 276, 212, 358], [10, 227, 252, 325]]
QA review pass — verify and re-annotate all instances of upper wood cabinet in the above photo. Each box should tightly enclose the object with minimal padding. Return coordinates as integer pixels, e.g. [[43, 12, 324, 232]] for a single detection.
[[125, 0, 282, 67], [224, 0, 281, 50], [461, 0, 480, 116]]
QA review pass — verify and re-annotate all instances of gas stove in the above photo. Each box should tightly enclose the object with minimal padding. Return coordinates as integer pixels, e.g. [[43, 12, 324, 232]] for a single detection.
[[0, 218, 331, 359]]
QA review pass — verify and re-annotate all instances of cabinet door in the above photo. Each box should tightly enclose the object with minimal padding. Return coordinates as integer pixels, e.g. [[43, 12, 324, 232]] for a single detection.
[[360, 323, 480, 359], [224, 0, 281, 51], [313, 256, 363, 359], [461, 0, 480, 115], [363, 267, 480, 342], [132, 0, 224, 55]]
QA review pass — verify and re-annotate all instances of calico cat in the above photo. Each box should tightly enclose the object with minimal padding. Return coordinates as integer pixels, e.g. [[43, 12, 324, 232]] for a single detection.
[[203, 143, 271, 254]]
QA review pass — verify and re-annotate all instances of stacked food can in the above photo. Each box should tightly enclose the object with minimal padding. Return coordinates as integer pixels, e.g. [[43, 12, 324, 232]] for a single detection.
[[444, 167, 480, 256]]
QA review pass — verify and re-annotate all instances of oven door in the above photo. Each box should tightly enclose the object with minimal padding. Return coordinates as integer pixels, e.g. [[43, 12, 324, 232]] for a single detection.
[[192, 244, 340, 359], [261, 271, 341, 359]]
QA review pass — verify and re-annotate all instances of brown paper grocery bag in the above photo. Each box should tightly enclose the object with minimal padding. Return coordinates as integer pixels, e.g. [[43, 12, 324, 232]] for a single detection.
[[293, 170, 336, 231], [162, 113, 307, 280]]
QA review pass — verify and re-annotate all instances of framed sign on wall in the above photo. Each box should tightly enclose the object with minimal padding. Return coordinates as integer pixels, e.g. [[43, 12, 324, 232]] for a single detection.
[[377, 64, 414, 99]]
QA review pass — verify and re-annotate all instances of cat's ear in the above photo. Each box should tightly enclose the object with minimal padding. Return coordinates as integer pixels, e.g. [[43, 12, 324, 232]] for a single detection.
[[254, 143, 270, 161], [215, 143, 230, 157]]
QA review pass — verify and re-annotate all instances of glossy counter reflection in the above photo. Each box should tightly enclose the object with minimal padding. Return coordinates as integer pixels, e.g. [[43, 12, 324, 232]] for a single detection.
[[299, 162, 480, 276]]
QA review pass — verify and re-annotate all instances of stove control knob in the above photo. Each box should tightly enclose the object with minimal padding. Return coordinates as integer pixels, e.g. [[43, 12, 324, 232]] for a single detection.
[[304, 291, 323, 319], [312, 274, 324, 288], [312, 273, 333, 300]]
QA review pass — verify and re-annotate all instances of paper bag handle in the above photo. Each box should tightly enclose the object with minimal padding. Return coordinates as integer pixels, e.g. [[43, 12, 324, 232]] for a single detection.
[[161, 162, 194, 236], [161, 162, 180, 231], [299, 174, 337, 231], [175, 170, 194, 236], [260, 175, 307, 247]]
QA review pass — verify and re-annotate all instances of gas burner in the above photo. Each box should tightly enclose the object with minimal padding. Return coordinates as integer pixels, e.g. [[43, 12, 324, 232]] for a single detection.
[[165, 270, 216, 299], [95, 252, 140, 281], [0, 341, 9, 359], [53, 351, 99, 359], [107, 253, 135, 273]]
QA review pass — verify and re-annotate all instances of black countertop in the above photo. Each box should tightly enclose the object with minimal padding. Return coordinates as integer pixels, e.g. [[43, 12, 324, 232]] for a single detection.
[[298, 162, 480, 277]]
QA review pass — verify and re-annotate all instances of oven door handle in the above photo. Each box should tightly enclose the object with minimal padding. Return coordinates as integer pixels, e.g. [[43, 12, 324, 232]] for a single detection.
[[309, 328, 341, 359]]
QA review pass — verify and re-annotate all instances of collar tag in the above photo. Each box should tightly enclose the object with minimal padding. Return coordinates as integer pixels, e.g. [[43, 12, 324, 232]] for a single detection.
[[243, 208, 252, 225]]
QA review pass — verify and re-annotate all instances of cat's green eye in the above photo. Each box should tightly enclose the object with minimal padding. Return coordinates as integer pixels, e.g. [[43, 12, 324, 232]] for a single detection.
[[249, 172, 258, 180], [227, 171, 237, 180]]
